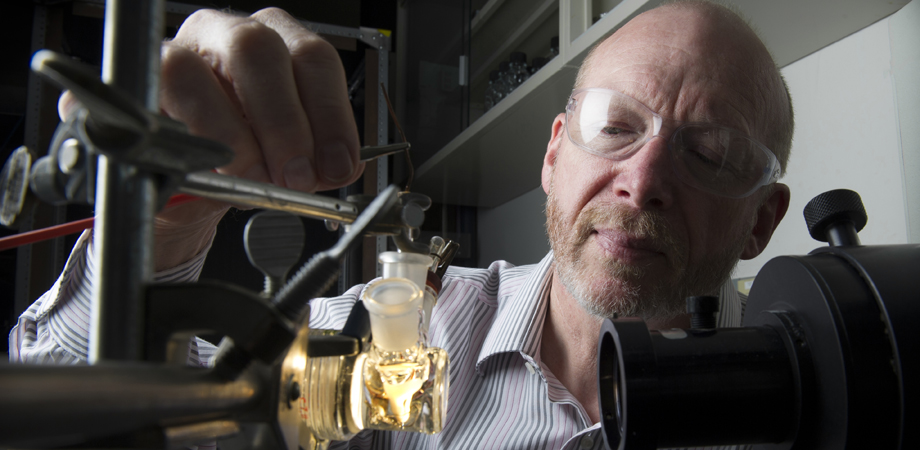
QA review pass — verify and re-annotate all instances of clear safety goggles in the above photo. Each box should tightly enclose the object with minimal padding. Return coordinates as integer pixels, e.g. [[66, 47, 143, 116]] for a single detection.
[[565, 88, 781, 198]]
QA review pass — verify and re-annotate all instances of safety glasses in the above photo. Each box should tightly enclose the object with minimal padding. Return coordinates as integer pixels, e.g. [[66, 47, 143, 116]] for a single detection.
[[565, 88, 781, 198]]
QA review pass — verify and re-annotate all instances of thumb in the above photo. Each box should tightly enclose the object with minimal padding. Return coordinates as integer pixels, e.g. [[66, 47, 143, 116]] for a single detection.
[[57, 90, 81, 121]]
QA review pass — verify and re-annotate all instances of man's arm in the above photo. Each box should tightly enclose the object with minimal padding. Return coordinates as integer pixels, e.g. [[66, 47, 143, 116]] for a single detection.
[[56, 7, 365, 271], [9, 229, 212, 363], [12, 7, 364, 362]]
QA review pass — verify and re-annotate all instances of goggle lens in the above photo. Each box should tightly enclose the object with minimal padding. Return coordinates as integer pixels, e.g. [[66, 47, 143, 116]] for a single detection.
[[565, 88, 779, 198], [670, 124, 776, 198]]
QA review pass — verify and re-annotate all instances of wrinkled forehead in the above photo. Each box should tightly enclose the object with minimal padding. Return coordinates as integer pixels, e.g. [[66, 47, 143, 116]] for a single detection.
[[580, 6, 771, 133]]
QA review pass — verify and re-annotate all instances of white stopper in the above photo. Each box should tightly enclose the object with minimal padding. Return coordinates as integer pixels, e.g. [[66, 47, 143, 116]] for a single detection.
[[378, 252, 432, 292], [362, 278, 423, 352]]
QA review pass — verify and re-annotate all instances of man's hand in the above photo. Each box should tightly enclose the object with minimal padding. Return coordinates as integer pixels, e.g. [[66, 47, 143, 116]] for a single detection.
[[61, 8, 364, 270]]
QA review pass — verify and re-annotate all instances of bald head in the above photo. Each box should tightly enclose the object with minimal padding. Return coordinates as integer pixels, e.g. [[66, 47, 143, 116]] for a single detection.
[[573, 0, 793, 175]]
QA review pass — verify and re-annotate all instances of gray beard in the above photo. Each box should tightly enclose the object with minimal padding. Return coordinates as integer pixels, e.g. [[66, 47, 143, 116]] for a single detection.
[[544, 175, 751, 321]]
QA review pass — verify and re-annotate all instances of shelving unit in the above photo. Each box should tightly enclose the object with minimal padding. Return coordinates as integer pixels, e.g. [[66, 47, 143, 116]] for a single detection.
[[414, 0, 911, 208], [468, 0, 557, 102]]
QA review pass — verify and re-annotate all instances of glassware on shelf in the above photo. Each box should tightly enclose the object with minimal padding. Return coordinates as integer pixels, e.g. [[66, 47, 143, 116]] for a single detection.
[[509, 51, 530, 88], [548, 36, 559, 60], [497, 61, 514, 98], [530, 56, 546, 75], [485, 70, 500, 111]]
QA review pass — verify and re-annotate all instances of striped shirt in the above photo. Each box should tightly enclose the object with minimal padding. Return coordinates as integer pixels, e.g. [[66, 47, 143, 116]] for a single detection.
[[10, 229, 748, 450], [9, 231, 217, 367]]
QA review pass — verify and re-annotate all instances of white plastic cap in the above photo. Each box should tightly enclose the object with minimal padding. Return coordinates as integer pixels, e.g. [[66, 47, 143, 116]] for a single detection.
[[362, 278, 423, 351], [378, 252, 432, 292]]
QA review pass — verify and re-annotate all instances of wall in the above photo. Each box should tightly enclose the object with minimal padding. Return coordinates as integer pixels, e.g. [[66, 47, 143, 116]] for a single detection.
[[890, 0, 920, 244], [477, 1, 920, 276], [478, 185, 549, 266], [736, 0, 919, 278]]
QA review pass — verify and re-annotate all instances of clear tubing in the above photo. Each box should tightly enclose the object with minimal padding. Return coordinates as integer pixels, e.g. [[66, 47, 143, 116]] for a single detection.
[[427, 237, 446, 271]]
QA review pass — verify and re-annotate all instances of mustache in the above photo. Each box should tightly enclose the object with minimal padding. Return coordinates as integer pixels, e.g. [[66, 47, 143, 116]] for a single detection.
[[572, 203, 679, 251]]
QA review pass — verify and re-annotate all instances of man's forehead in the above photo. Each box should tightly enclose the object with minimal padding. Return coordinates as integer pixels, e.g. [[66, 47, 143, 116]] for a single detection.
[[578, 8, 765, 129], [582, 58, 756, 127]]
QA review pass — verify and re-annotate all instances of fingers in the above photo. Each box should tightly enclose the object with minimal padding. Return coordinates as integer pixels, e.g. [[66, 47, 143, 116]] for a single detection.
[[250, 8, 364, 190], [160, 41, 270, 183], [170, 9, 306, 188], [58, 90, 79, 121], [166, 8, 362, 194], [210, 19, 317, 190]]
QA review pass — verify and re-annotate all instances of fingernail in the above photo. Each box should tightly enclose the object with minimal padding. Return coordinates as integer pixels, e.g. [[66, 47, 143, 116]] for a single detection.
[[318, 142, 354, 183], [58, 91, 79, 120], [283, 156, 317, 191], [243, 163, 271, 183]]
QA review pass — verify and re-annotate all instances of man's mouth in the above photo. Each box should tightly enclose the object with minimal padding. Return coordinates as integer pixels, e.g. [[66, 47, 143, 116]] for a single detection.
[[590, 228, 665, 263]]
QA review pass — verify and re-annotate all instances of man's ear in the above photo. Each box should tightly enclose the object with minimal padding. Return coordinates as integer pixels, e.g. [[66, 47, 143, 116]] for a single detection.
[[741, 183, 790, 260], [542, 113, 566, 195]]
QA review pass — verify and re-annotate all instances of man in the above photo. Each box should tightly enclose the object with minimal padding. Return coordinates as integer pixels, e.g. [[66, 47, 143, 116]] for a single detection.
[[11, 0, 791, 448]]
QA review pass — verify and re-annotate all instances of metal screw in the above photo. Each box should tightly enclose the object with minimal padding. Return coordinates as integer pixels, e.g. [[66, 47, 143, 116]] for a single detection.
[[244, 211, 305, 297], [401, 202, 425, 228], [289, 381, 301, 403], [58, 138, 83, 174]]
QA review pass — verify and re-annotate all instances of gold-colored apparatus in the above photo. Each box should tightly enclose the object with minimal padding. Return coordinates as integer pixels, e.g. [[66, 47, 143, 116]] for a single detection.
[[0, 0, 458, 447], [297, 251, 450, 449]]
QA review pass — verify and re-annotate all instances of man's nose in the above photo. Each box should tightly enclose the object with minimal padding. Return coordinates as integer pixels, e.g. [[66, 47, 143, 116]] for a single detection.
[[609, 136, 675, 210]]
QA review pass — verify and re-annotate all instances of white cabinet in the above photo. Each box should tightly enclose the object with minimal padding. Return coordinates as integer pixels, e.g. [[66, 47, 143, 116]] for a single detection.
[[413, 0, 911, 208]]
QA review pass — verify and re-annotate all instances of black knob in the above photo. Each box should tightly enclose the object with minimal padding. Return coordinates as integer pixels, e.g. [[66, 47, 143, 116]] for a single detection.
[[686, 295, 719, 329], [2, 146, 33, 226], [244, 211, 305, 297], [803, 189, 867, 246]]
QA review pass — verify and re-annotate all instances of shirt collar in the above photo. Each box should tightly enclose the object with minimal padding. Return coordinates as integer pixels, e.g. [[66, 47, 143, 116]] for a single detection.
[[475, 251, 555, 374], [471, 251, 742, 375]]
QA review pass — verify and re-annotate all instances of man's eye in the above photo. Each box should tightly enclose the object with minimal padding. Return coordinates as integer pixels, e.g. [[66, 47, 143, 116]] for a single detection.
[[686, 146, 749, 179], [689, 146, 724, 166], [599, 124, 641, 143], [602, 126, 628, 135]]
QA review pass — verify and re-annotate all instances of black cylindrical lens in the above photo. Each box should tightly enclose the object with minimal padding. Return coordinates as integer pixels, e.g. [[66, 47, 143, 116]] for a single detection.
[[598, 319, 798, 450]]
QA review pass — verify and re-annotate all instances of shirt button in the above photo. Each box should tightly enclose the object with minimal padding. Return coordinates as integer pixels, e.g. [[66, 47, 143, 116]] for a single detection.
[[580, 436, 594, 449], [524, 361, 536, 374]]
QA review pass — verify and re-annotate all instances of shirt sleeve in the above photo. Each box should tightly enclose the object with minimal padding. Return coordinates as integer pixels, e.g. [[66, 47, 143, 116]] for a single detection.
[[8, 229, 211, 364], [716, 278, 744, 327], [308, 283, 365, 330]]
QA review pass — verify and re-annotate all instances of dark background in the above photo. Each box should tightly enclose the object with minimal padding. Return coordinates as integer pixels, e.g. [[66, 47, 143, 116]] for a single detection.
[[0, 0, 399, 356]]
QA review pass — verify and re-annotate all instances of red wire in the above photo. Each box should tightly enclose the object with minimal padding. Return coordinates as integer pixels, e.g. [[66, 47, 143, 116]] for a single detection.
[[0, 194, 200, 252]]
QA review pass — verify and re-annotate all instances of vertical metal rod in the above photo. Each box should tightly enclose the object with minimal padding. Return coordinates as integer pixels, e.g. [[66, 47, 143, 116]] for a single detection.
[[375, 46, 389, 277], [460, 0, 471, 130], [14, 4, 49, 331], [89, 0, 164, 363]]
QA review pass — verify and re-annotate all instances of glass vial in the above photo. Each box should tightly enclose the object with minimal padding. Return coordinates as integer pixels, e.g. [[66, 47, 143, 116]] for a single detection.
[[361, 277, 449, 434]]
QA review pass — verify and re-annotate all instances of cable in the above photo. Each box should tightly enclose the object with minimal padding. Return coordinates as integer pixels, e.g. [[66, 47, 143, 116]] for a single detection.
[[0, 194, 199, 251]]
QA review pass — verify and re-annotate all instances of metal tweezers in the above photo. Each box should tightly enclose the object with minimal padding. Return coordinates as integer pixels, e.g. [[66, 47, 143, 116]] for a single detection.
[[360, 142, 410, 162]]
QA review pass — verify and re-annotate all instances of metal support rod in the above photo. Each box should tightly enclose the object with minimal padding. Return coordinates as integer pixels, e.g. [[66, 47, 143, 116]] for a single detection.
[[376, 48, 389, 275], [0, 364, 263, 446], [181, 171, 360, 223], [90, 0, 164, 363]]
